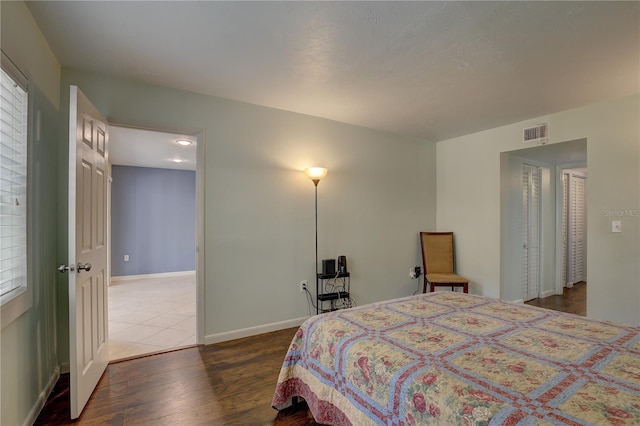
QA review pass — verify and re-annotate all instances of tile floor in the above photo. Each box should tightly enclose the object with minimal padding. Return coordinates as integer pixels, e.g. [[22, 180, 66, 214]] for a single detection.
[[108, 273, 196, 361]]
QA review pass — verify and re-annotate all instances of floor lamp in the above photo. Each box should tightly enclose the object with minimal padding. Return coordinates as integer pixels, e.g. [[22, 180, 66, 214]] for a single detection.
[[305, 167, 328, 279]]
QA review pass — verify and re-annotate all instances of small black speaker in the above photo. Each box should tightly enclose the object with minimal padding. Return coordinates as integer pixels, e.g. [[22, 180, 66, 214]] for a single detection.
[[322, 259, 335, 275]]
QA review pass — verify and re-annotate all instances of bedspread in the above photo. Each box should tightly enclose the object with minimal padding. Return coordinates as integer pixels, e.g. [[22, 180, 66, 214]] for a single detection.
[[272, 292, 640, 425]]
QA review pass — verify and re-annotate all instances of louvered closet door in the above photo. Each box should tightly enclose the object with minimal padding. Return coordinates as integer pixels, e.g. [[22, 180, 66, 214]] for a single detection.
[[522, 165, 540, 301], [568, 175, 586, 285], [561, 173, 569, 288]]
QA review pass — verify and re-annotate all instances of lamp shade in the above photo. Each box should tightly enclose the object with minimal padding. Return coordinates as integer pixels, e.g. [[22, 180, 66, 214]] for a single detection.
[[305, 167, 328, 182]]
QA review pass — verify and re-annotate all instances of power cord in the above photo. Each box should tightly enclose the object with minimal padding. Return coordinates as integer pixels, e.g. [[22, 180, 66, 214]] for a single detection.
[[307, 273, 355, 314], [412, 266, 423, 295], [303, 287, 317, 317]]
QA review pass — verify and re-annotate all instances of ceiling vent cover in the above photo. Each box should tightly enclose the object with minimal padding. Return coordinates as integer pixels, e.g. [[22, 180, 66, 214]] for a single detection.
[[523, 123, 548, 144]]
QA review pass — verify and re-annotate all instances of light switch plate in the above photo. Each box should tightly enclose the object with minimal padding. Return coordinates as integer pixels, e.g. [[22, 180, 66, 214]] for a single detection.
[[612, 220, 622, 233]]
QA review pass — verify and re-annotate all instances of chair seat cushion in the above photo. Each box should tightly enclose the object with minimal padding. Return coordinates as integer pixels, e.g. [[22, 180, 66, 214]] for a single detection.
[[426, 273, 469, 284]]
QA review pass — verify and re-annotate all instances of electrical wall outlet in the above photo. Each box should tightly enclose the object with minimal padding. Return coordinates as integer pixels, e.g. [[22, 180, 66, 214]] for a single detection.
[[409, 266, 421, 279], [300, 280, 307, 292], [124, 254, 130, 262]]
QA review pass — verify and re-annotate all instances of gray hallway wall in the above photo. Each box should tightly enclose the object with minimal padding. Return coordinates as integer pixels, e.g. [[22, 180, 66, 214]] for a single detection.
[[111, 165, 196, 276]]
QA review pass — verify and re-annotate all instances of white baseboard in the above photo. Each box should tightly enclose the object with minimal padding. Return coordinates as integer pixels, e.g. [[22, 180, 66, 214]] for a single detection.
[[59, 362, 70, 374], [511, 290, 554, 305], [540, 289, 556, 298], [204, 316, 308, 345], [111, 270, 195, 282], [23, 366, 60, 426]]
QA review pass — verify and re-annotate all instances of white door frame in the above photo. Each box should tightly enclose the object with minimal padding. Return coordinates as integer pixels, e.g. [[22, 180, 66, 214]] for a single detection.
[[195, 130, 205, 345], [106, 123, 205, 345]]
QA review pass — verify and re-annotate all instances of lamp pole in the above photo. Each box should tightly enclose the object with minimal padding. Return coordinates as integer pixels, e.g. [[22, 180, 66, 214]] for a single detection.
[[313, 179, 320, 277], [305, 167, 327, 314]]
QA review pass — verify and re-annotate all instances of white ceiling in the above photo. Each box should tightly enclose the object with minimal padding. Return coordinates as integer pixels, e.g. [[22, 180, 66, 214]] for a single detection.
[[506, 139, 586, 166], [27, 1, 640, 144], [109, 126, 197, 171]]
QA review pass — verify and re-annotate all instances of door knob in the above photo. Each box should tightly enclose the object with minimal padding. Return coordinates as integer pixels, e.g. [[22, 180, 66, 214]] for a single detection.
[[58, 264, 75, 273], [77, 262, 92, 272]]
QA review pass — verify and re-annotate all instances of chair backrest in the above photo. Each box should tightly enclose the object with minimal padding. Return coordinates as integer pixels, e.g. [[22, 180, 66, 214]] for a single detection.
[[420, 232, 455, 274]]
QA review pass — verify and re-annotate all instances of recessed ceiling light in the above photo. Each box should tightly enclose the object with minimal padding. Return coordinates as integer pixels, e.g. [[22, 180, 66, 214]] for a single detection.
[[176, 140, 193, 146], [170, 158, 184, 163]]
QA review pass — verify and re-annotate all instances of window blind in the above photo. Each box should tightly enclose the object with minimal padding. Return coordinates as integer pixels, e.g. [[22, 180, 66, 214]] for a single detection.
[[0, 67, 28, 300]]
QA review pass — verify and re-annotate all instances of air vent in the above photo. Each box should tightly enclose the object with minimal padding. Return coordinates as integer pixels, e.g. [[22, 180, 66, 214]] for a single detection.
[[523, 124, 548, 144]]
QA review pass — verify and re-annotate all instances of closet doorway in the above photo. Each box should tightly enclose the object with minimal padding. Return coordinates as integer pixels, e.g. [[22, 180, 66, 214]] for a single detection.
[[499, 138, 587, 307]]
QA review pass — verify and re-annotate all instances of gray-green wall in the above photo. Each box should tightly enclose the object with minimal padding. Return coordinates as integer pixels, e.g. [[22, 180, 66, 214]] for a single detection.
[[1, 2, 62, 425], [437, 94, 640, 324], [58, 66, 437, 346]]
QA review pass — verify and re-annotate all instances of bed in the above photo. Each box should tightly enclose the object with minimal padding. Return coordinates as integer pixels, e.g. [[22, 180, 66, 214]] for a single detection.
[[272, 292, 640, 425]]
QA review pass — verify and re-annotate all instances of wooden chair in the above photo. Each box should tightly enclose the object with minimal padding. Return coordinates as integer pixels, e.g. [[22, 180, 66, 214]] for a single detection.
[[420, 232, 469, 293]]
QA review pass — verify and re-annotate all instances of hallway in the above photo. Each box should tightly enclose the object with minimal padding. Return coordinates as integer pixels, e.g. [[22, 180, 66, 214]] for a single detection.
[[108, 274, 196, 360]]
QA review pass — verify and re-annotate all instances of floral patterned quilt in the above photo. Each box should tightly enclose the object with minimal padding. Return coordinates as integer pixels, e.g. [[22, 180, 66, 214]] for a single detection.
[[272, 292, 640, 425]]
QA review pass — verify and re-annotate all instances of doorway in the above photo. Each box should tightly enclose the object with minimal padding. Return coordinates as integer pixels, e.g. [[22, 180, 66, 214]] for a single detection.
[[499, 139, 587, 309], [107, 126, 198, 360]]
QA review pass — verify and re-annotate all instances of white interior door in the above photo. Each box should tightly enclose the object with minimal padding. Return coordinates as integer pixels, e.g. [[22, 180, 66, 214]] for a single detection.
[[522, 164, 540, 301], [68, 86, 109, 419]]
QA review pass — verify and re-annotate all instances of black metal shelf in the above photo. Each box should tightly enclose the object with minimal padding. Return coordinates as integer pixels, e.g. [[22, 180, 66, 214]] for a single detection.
[[316, 272, 350, 314], [316, 272, 350, 280], [317, 291, 350, 301]]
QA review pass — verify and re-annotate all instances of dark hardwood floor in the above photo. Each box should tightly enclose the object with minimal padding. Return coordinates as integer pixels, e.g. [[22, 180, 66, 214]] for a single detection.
[[35, 286, 585, 425], [35, 328, 317, 425], [524, 281, 586, 316]]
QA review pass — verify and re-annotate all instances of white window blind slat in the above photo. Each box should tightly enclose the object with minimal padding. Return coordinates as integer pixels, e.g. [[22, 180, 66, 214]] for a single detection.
[[0, 66, 27, 303]]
